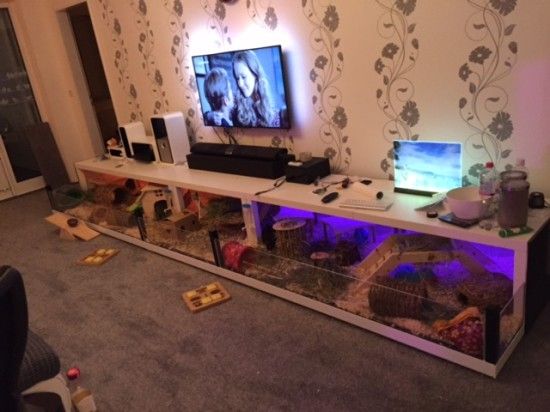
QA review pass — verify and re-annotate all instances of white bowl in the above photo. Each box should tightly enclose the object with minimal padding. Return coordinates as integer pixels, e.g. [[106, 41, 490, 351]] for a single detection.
[[446, 186, 486, 220]]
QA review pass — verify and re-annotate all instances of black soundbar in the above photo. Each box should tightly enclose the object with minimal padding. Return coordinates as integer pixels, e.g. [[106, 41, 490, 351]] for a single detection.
[[190, 143, 289, 160], [187, 143, 293, 179]]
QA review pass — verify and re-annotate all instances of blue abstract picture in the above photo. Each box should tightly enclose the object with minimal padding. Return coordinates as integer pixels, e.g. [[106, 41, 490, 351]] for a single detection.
[[393, 140, 463, 195]]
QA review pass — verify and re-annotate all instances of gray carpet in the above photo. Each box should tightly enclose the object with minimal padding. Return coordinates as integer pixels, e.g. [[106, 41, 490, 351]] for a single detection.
[[2, 189, 550, 411]]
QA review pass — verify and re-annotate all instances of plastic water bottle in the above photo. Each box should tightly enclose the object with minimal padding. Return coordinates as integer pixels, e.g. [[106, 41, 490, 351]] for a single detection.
[[479, 161, 498, 197], [513, 158, 529, 177], [66, 367, 97, 412]]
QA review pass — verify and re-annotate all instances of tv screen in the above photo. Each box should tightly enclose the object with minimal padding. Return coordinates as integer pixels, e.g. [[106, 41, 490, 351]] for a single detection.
[[393, 140, 463, 196], [192, 45, 291, 129]]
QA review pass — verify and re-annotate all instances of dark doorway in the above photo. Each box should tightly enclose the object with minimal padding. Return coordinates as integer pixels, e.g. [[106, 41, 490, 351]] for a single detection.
[[67, 3, 117, 146]]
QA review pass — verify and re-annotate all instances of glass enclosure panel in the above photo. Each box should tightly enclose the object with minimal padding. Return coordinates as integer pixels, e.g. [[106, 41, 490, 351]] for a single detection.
[[143, 187, 244, 264], [140, 186, 245, 264], [220, 241, 522, 360], [67, 175, 246, 265], [66, 175, 526, 362], [144, 214, 215, 264], [221, 202, 522, 360], [499, 285, 524, 357], [0, 8, 42, 182], [65, 171, 148, 240]]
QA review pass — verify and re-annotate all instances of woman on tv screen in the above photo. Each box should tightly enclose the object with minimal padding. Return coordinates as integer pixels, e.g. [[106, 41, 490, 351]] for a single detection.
[[232, 50, 286, 128]]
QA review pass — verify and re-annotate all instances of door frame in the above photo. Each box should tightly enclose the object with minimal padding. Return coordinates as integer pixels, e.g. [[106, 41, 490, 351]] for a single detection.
[[54, 0, 107, 156]]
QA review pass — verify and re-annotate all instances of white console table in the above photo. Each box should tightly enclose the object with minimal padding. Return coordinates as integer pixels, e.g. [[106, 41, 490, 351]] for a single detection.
[[74, 156, 550, 377]]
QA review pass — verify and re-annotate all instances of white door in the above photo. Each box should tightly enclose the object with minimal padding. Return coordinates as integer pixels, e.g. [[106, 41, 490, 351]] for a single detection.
[[0, 6, 45, 199]]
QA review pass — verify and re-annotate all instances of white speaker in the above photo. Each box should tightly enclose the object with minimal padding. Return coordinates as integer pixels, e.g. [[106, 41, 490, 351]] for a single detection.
[[117, 121, 146, 158], [151, 112, 190, 164]]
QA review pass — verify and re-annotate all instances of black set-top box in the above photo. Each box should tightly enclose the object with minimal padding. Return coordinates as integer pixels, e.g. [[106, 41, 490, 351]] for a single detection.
[[186, 143, 293, 179], [285, 157, 331, 184]]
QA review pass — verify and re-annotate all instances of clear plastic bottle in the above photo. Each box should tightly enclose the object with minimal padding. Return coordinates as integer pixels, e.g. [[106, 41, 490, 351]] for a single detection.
[[479, 161, 498, 197], [513, 158, 529, 177], [66, 367, 98, 412]]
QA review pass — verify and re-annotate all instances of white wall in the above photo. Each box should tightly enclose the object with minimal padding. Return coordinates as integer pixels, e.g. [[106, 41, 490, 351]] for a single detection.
[[8, 0, 550, 193]]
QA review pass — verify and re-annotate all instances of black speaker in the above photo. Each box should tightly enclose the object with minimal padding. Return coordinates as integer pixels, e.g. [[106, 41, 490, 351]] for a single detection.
[[131, 143, 155, 163], [187, 143, 292, 179], [285, 157, 330, 184], [190, 143, 288, 161]]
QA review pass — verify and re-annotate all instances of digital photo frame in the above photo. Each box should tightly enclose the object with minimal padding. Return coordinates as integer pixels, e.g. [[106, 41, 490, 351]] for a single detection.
[[393, 140, 463, 196]]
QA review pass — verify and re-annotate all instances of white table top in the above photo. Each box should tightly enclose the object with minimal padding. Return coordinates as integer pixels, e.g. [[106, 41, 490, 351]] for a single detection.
[[76, 157, 550, 250]]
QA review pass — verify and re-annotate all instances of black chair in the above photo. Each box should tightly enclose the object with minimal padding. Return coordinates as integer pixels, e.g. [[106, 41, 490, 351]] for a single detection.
[[0, 265, 71, 412]]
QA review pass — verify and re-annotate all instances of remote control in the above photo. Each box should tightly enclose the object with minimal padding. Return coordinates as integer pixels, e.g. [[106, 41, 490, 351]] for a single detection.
[[321, 191, 339, 203]]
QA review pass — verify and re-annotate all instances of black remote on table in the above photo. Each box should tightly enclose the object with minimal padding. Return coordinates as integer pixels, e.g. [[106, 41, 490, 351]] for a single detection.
[[321, 191, 339, 203]]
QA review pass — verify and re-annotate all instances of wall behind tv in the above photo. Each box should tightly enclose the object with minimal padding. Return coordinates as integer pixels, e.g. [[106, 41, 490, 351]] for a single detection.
[[10, 0, 550, 193]]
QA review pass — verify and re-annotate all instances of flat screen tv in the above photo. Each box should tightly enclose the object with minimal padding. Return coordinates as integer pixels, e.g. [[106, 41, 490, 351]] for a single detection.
[[393, 140, 463, 196], [192, 45, 291, 129]]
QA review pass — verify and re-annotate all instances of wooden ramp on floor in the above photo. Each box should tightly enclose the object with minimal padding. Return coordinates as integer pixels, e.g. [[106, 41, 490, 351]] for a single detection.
[[45, 211, 100, 241]]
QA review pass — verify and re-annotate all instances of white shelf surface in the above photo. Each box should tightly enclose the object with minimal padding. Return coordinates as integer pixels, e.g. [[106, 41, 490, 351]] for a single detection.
[[76, 157, 549, 251]]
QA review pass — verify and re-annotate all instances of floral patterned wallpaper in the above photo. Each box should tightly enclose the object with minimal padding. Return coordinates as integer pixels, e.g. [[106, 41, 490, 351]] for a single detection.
[[247, 0, 278, 31], [374, 0, 421, 180], [201, 0, 232, 47], [303, 0, 351, 173], [163, 0, 202, 144], [131, 0, 169, 115], [458, 0, 518, 185], [97, 0, 142, 122], [86, 0, 531, 186]]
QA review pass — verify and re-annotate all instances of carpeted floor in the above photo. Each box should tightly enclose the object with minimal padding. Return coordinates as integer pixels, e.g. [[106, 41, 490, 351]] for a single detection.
[[2, 189, 550, 411]]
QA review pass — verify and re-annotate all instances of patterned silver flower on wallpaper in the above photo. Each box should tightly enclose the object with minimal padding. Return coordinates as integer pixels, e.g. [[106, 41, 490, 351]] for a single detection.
[[302, 0, 350, 173], [97, 0, 142, 122], [131, 0, 169, 115], [458, 0, 518, 185], [163, 0, 203, 144], [374, 0, 421, 179], [201, 0, 232, 47], [246, 0, 278, 30]]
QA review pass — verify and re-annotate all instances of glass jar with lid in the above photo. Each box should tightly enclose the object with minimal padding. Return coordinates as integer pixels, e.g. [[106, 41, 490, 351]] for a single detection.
[[497, 170, 529, 228]]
